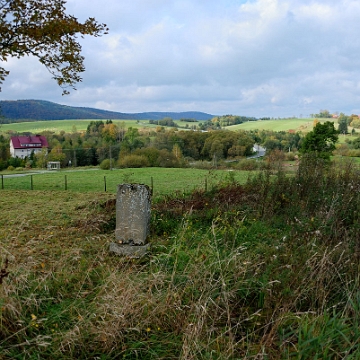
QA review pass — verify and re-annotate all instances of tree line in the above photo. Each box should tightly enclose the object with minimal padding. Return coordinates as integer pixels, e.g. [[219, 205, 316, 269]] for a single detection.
[[0, 120, 258, 170], [6, 118, 359, 171]]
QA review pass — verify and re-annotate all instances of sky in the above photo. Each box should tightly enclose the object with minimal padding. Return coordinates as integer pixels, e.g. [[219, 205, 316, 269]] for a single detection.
[[2, 0, 360, 118]]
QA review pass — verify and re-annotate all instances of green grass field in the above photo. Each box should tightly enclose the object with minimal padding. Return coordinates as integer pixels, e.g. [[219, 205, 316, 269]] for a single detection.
[[0, 119, 152, 133], [227, 117, 339, 132], [0, 119, 202, 134], [0, 167, 250, 196], [2, 117, 352, 135]]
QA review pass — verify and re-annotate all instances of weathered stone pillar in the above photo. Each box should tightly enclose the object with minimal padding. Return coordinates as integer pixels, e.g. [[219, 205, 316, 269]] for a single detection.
[[109, 184, 151, 257]]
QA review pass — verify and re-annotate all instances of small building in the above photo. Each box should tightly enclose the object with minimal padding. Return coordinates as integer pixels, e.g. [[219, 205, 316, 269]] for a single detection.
[[47, 161, 61, 170], [10, 135, 48, 159]]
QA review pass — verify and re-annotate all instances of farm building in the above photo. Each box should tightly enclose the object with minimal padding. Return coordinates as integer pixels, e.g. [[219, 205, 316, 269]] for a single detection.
[[10, 135, 48, 159]]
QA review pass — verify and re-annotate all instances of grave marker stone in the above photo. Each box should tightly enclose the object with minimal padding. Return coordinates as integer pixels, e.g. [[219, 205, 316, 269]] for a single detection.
[[110, 184, 151, 257]]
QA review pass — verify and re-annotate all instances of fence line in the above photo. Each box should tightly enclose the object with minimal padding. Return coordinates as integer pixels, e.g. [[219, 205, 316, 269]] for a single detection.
[[0, 172, 210, 195], [0, 173, 179, 195]]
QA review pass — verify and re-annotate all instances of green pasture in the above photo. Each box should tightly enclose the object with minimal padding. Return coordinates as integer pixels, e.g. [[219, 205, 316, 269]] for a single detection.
[[0, 167, 250, 196], [1, 119, 144, 133], [227, 117, 338, 132], [2, 117, 347, 135], [337, 133, 358, 143], [0, 119, 201, 134]]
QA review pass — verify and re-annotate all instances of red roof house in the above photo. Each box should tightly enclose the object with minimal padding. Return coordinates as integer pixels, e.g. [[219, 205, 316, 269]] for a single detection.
[[10, 135, 48, 159]]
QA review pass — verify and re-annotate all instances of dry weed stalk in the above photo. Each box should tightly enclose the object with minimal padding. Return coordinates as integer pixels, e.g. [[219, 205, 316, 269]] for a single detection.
[[0, 258, 9, 285]]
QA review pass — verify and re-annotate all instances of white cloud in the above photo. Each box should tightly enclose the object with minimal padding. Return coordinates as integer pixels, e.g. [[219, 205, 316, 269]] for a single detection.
[[2, 0, 360, 117]]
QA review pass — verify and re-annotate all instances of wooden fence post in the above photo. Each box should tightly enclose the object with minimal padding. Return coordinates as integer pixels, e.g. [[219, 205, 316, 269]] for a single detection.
[[1, 175, 3, 190], [104, 176, 107, 192], [30, 175, 33, 190]]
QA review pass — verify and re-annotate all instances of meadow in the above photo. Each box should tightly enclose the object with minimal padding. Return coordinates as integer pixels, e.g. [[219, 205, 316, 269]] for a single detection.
[[1, 158, 360, 358], [227, 117, 340, 132], [0, 168, 250, 196], [0, 119, 203, 134], [1, 116, 353, 137]]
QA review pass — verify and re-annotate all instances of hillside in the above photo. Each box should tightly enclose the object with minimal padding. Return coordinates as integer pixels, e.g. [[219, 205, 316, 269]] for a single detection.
[[0, 100, 214, 121]]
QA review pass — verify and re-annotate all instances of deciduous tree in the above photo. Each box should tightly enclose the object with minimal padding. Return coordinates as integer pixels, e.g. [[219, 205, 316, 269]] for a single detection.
[[338, 113, 350, 134], [350, 116, 360, 129], [300, 121, 338, 160], [102, 123, 119, 144], [0, 0, 108, 94]]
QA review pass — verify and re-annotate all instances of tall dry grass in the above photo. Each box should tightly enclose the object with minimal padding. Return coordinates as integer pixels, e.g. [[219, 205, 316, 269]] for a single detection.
[[1, 157, 360, 358]]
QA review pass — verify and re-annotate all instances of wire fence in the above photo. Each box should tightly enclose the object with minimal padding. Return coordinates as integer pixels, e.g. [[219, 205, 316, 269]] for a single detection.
[[0, 168, 221, 195], [0, 173, 154, 194]]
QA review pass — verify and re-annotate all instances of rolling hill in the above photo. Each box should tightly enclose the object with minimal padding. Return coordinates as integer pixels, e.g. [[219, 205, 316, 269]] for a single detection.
[[0, 100, 215, 122]]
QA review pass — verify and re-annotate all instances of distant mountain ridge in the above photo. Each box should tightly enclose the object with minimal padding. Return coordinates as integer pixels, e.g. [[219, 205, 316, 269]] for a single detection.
[[0, 100, 214, 121]]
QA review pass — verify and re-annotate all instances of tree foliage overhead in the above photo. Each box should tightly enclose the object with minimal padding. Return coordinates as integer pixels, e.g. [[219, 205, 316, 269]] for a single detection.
[[0, 0, 108, 94]]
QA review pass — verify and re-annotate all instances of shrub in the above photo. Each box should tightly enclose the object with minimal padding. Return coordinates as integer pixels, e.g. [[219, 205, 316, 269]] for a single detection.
[[157, 149, 180, 168], [25, 160, 33, 169], [190, 160, 213, 169], [235, 159, 260, 170], [7, 165, 15, 171], [99, 159, 111, 170], [345, 149, 360, 157], [0, 160, 8, 171], [117, 154, 150, 168], [285, 152, 297, 161], [134, 147, 161, 166], [266, 149, 286, 172], [8, 157, 25, 168]]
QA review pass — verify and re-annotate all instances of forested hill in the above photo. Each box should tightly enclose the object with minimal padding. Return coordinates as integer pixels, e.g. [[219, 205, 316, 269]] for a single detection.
[[0, 100, 214, 121]]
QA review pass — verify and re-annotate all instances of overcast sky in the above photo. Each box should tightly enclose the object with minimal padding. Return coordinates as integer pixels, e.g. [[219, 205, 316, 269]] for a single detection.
[[2, 0, 360, 117]]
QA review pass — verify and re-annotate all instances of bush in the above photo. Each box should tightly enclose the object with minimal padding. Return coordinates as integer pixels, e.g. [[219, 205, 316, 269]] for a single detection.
[[235, 159, 260, 170], [284, 152, 297, 161], [8, 156, 25, 168], [0, 160, 8, 171], [157, 149, 180, 168], [345, 149, 360, 157], [25, 160, 33, 169], [7, 165, 15, 171], [134, 147, 161, 166], [189, 160, 213, 169], [99, 159, 111, 170], [117, 154, 150, 168]]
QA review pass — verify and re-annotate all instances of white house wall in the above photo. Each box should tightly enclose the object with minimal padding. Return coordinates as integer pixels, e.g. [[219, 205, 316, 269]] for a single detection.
[[11, 147, 45, 159], [10, 142, 14, 157]]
